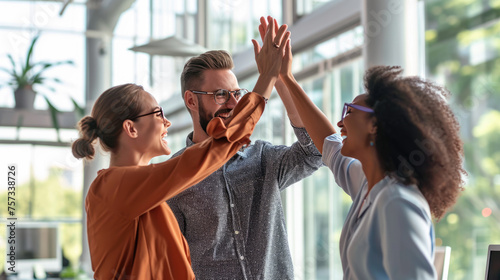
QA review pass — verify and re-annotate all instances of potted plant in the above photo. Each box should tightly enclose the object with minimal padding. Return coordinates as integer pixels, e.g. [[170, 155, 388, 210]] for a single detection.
[[0, 34, 74, 110], [0, 34, 82, 142]]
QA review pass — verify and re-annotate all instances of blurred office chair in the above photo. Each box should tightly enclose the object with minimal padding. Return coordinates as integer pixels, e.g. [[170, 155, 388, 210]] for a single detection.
[[434, 246, 451, 280]]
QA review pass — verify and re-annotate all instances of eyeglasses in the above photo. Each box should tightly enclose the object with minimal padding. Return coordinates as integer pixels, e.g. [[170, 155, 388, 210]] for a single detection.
[[130, 107, 165, 121], [190, 89, 249, 105], [341, 103, 374, 121]]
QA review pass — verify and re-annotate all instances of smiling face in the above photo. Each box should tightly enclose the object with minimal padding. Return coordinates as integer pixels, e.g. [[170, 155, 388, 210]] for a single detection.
[[337, 94, 376, 160], [193, 69, 240, 139], [133, 91, 172, 158]]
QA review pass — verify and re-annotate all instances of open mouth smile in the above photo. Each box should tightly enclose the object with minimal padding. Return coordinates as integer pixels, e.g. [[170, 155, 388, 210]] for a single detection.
[[215, 109, 232, 119]]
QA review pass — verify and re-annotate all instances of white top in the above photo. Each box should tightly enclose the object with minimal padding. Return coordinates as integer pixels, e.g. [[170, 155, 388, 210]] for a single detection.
[[322, 133, 436, 280]]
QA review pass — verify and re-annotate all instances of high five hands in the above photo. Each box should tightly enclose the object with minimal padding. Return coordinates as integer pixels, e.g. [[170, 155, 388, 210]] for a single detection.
[[251, 16, 291, 79]]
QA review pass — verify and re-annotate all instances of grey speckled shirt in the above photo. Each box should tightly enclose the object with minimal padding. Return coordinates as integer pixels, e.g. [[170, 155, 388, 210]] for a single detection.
[[167, 126, 322, 280]]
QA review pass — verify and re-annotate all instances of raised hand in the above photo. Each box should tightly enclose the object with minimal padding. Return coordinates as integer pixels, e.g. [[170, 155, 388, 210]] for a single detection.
[[280, 32, 293, 80], [251, 16, 290, 78], [257, 16, 280, 46], [256, 16, 293, 81]]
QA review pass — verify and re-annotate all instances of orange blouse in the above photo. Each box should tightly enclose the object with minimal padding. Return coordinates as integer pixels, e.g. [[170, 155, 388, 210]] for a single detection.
[[86, 92, 266, 280]]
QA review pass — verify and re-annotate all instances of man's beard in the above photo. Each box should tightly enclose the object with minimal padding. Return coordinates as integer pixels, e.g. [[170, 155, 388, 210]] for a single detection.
[[198, 103, 233, 133]]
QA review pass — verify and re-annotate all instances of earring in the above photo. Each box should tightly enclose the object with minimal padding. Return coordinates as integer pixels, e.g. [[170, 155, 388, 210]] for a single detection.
[[370, 141, 374, 146]]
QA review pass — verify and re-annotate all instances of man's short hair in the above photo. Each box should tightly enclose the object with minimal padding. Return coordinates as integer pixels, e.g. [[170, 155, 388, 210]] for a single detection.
[[180, 50, 234, 100]]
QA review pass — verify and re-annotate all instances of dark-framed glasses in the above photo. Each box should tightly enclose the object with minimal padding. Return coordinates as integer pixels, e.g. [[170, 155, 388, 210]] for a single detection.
[[130, 107, 165, 121], [341, 103, 374, 121], [190, 89, 249, 105]]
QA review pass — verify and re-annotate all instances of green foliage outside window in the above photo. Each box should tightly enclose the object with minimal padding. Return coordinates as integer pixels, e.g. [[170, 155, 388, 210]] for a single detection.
[[425, 0, 500, 279]]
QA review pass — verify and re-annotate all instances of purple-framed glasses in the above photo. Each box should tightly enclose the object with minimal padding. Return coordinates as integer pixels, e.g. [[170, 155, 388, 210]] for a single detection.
[[341, 103, 374, 121]]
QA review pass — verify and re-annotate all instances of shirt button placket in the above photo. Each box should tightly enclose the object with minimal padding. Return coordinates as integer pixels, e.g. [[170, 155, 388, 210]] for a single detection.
[[223, 170, 250, 278]]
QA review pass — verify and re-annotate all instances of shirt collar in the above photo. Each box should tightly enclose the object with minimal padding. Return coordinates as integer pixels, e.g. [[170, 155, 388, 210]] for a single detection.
[[357, 175, 397, 219], [186, 131, 195, 147], [367, 175, 396, 203]]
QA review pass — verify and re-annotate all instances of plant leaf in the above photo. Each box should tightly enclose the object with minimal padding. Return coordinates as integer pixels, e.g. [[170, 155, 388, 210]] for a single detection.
[[6, 54, 20, 79], [7, 54, 17, 69], [71, 97, 85, 119], [0, 66, 16, 76], [24, 35, 39, 76], [31, 75, 44, 85], [33, 60, 74, 69], [2, 32, 73, 92], [37, 77, 63, 86], [43, 95, 61, 142], [45, 85, 57, 92]]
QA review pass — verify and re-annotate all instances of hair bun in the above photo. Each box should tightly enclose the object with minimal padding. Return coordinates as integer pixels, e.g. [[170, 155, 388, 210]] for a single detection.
[[83, 116, 97, 129], [72, 116, 99, 160], [79, 116, 99, 140]]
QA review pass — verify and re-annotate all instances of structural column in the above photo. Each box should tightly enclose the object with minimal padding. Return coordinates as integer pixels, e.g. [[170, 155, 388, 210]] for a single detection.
[[81, 0, 136, 276], [362, 0, 424, 76], [80, 35, 111, 277]]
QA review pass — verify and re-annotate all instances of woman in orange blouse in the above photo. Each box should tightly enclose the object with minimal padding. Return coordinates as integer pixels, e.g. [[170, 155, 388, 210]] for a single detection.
[[71, 17, 289, 280]]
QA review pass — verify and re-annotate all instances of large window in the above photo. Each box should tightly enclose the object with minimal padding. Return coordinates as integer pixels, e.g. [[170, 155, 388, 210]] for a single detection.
[[0, 0, 87, 272], [0, 0, 195, 273], [294, 26, 363, 72], [206, 0, 282, 53], [296, 59, 363, 280], [0, 1, 85, 110], [296, 0, 340, 19], [425, 0, 500, 279], [0, 144, 83, 269], [115, 0, 199, 104]]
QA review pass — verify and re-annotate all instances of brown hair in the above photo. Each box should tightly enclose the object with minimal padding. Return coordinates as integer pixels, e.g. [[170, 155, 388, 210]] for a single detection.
[[180, 50, 234, 100], [364, 66, 466, 219], [72, 83, 146, 160]]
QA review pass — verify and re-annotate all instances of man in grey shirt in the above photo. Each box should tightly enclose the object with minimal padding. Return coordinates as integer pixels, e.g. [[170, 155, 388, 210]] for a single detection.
[[167, 49, 322, 280]]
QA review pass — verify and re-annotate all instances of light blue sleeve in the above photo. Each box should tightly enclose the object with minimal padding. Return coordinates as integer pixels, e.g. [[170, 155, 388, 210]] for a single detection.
[[321, 133, 366, 199], [379, 196, 436, 280]]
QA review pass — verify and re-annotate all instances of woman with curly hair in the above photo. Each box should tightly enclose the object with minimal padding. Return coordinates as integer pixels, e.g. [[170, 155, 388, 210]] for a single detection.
[[277, 38, 465, 278]]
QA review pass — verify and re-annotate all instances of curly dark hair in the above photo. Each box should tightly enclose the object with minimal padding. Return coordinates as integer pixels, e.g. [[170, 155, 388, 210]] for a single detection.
[[364, 66, 466, 219]]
